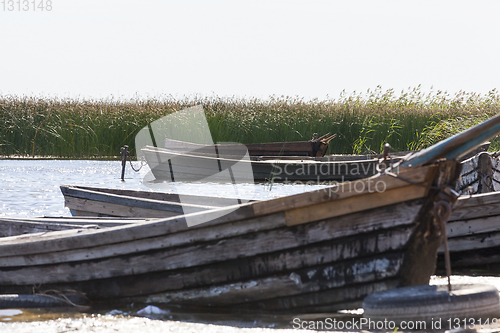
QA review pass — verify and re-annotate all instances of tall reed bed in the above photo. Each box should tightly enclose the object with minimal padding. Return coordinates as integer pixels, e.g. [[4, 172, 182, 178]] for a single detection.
[[1, 88, 499, 158]]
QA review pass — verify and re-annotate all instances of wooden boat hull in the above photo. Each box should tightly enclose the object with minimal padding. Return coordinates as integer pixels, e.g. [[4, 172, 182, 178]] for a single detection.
[[60, 185, 248, 218], [437, 190, 500, 271], [163, 137, 332, 158], [142, 146, 386, 183], [0, 161, 460, 312], [142, 143, 489, 184]]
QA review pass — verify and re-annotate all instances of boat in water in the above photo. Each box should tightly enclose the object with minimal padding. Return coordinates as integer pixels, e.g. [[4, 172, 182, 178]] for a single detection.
[[60, 185, 252, 218], [141, 145, 397, 183], [0, 162, 459, 311], [163, 133, 336, 158], [141, 143, 489, 184], [1, 114, 499, 312]]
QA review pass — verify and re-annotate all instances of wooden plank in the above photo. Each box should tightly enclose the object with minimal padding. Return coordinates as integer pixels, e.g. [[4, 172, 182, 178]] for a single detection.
[[252, 164, 435, 216], [64, 196, 187, 218], [442, 249, 500, 268], [285, 184, 427, 226], [453, 191, 500, 209], [447, 215, 500, 238], [450, 202, 500, 222], [0, 203, 420, 276], [61, 186, 180, 203], [248, 280, 400, 312], [0, 219, 94, 237], [442, 231, 500, 253], [0, 204, 259, 257], [478, 152, 494, 193], [0, 216, 147, 228], [128, 253, 404, 306], [61, 185, 244, 207], [71, 209, 103, 217], [70, 226, 412, 299], [0, 227, 412, 298], [246, 141, 315, 156], [163, 138, 322, 157], [451, 191, 500, 221], [253, 159, 379, 182], [62, 187, 217, 213], [459, 154, 479, 177]]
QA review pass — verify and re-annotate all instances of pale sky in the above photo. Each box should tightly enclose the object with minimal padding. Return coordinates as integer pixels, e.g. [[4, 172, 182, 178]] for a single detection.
[[1, 0, 499, 100]]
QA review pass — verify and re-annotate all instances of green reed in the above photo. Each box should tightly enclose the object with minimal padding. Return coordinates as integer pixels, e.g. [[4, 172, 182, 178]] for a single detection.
[[1, 87, 500, 159]]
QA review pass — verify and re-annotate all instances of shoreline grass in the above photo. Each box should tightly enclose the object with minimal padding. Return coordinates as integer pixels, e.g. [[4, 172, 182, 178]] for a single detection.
[[1, 87, 500, 159]]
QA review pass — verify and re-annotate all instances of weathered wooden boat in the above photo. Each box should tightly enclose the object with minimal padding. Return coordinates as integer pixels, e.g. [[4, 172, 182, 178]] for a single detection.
[[163, 133, 336, 158], [60, 185, 253, 218], [0, 165, 455, 311], [0, 115, 499, 312], [142, 142, 489, 184], [141, 146, 395, 183], [457, 151, 500, 194], [436, 190, 500, 271]]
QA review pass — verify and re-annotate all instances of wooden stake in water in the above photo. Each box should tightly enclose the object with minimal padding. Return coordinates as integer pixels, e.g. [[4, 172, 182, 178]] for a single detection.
[[120, 145, 129, 181]]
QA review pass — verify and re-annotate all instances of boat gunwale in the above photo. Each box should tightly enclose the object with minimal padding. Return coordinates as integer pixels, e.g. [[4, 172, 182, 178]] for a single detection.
[[141, 145, 383, 165]]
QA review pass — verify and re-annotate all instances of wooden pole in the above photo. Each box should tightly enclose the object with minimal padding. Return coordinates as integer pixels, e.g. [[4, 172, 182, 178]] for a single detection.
[[401, 113, 500, 168], [120, 145, 129, 181], [478, 152, 494, 193]]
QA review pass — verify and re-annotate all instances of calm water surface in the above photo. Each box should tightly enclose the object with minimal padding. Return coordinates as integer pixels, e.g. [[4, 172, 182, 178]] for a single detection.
[[1, 159, 499, 332], [0, 159, 329, 217]]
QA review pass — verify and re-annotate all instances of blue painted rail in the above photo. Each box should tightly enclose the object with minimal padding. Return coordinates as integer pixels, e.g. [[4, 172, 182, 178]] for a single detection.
[[401, 113, 500, 168]]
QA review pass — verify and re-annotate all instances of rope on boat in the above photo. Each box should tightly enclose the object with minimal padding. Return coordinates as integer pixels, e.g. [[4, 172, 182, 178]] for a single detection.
[[381, 142, 457, 292], [35, 289, 89, 308], [128, 155, 147, 172], [434, 199, 453, 292], [0, 290, 89, 308]]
